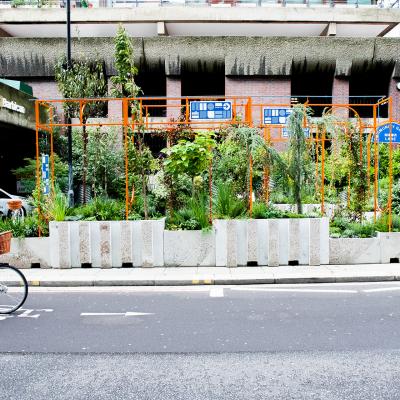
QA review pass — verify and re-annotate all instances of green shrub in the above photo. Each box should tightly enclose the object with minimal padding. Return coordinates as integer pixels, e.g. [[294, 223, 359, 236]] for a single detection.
[[213, 182, 246, 219], [70, 197, 125, 221], [0, 216, 47, 238]]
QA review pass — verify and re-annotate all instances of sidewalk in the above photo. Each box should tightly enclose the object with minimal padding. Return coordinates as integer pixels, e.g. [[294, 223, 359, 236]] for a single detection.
[[18, 264, 400, 287]]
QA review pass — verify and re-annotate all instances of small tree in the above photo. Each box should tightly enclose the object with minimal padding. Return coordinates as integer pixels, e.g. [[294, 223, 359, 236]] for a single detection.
[[55, 56, 107, 203], [286, 104, 314, 214]]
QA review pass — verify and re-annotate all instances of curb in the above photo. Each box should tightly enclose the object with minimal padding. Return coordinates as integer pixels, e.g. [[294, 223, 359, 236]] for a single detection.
[[27, 275, 400, 287]]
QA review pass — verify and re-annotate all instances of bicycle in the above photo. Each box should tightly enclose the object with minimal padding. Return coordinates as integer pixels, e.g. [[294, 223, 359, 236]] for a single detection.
[[0, 231, 28, 314]]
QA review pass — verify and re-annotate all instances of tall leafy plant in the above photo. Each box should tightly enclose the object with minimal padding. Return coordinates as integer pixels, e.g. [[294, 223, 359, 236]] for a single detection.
[[55, 56, 107, 203]]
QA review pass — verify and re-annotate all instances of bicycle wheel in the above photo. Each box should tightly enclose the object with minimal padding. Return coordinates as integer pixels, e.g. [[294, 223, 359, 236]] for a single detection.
[[0, 265, 28, 314]]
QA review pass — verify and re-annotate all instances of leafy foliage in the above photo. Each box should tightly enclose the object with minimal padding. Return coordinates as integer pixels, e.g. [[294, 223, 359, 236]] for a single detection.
[[213, 182, 246, 219], [162, 132, 216, 179]]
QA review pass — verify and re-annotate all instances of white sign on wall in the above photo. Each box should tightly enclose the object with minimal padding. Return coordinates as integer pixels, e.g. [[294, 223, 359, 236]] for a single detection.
[[0, 96, 26, 114]]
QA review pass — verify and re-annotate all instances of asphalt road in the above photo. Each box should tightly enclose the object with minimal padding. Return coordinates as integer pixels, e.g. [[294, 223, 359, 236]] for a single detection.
[[2, 282, 400, 399]]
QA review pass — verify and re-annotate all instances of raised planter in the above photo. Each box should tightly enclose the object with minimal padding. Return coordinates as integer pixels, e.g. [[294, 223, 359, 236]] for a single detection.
[[49, 220, 165, 268], [164, 230, 215, 267], [329, 232, 400, 264], [0, 237, 51, 268], [214, 218, 329, 267], [2, 217, 330, 268]]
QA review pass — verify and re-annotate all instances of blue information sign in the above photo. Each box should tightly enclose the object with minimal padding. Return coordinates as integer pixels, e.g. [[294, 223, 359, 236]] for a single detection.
[[190, 101, 232, 121], [41, 154, 50, 195], [263, 108, 292, 125], [282, 127, 310, 138], [376, 123, 400, 143]]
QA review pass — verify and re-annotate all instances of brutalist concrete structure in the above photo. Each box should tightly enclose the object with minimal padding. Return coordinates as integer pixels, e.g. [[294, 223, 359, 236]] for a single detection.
[[0, 5, 399, 118]]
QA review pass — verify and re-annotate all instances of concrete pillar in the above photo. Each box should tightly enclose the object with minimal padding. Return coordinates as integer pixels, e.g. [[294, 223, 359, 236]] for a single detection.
[[388, 77, 400, 122], [166, 76, 182, 120], [332, 77, 349, 118]]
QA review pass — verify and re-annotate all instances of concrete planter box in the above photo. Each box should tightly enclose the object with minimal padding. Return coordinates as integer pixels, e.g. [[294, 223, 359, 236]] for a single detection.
[[49, 220, 165, 268], [214, 218, 329, 267], [329, 237, 381, 264], [164, 230, 215, 267], [329, 232, 400, 264], [0, 237, 51, 268]]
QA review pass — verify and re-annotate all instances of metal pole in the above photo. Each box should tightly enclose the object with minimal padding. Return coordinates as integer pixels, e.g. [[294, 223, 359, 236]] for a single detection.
[[66, 0, 74, 207]]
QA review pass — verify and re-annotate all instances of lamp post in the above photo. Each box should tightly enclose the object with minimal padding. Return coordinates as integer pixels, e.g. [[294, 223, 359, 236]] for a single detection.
[[66, 0, 74, 207]]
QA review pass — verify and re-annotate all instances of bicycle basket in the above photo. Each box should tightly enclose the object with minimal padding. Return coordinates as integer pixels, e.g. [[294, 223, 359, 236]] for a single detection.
[[0, 231, 12, 255]]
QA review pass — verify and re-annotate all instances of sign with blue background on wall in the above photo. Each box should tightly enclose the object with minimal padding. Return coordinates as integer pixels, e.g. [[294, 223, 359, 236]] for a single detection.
[[42, 154, 50, 195], [263, 108, 292, 125], [190, 101, 232, 121], [376, 122, 400, 143]]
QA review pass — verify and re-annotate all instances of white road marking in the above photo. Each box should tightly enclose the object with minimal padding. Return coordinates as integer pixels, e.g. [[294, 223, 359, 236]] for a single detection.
[[0, 308, 54, 321], [362, 287, 400, 293], [209, 287, 224, 297], [230, 288, 358, 294], [81, 312, 153, 317]]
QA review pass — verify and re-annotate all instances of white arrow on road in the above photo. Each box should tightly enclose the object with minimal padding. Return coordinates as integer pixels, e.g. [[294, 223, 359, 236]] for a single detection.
[[81, 312, 153, 317]]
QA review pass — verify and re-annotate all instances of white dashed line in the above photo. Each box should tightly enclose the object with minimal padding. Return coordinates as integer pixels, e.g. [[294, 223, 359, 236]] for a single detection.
[[209, 287, 224, 297]]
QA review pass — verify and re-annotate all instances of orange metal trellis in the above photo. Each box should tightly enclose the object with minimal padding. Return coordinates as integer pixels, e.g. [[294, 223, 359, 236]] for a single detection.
[[34, 96, 395, 231]]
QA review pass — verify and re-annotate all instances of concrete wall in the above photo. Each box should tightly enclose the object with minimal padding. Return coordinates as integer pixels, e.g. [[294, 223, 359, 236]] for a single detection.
[[0, 237, 51, 268], [2, 37, 400, 78], [214, 218, 329, 267], [49, 220, 165, 268], [329, 233, 400, 264]]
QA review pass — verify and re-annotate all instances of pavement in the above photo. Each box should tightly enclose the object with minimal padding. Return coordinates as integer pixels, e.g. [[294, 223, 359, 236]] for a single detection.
[[13, 263, 400, 286]]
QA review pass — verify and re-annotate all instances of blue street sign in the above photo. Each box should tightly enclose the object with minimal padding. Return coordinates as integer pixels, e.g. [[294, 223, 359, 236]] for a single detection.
[[376, 122, 400, 143], [263, 108, 292, 125], [190, 101, 232, 121], [41, 154, 50, 195], [282, 127, 310, 138]]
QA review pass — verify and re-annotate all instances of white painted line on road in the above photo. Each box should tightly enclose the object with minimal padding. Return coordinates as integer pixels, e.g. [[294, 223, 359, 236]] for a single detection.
[[209, 287, 224, 297], [231, 288, 358, 294], [362, 287, 400, 293], [81, 312, 153, 317]]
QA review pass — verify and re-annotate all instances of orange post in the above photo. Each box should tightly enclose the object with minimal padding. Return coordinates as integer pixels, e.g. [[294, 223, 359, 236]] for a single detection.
[[123, 98, 129, 220], [321, 128, 326, 215]]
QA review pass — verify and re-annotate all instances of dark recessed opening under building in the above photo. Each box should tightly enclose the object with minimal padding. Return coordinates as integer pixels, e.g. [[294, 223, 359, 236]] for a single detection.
[[291, 62, 335, 117], [349, 62, 393, 118], [181, 62, 225, 98], [135, 62, 167, 118], [0, 123, 35, 194]]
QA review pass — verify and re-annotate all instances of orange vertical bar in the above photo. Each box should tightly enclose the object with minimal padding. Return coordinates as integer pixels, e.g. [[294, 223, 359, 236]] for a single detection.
[[49, 107, 55, 194], [185, 98, 189, 123], [249, 155, 253, 217], [321, 128, 326, 215], [373, 105, 378, 222], [35, 101, 42, 237], [388, 97, 393, 232], [209, 154, 213, 224], [123, 98, 129, 220], [263, 128, 269, 204]]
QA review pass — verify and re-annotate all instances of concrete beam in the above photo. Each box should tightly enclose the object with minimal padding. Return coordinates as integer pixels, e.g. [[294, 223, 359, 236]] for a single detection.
[[377, 23, 398, 37], [320, 22, 336, 37], [0, 27, 11, 37], [157, 21, 167, 36], [1, 7, 400, 24], [0, 36, 399, 78]]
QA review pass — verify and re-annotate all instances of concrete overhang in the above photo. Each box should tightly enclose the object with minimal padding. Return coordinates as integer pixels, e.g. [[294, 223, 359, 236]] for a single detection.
[[0, 7, 399, 37]]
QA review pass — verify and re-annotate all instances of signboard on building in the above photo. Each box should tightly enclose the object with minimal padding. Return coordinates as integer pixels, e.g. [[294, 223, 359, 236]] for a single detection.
[[0, 96, 25, 114], [376, 122, 400, 143], [42, 154, 50, 195], [282, 127, 310, 138], [190, 101, 232, 121], [263, 108, 292, 125]]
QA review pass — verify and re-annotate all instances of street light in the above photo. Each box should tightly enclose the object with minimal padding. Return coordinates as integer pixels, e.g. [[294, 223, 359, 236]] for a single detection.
[[66, 0, 74, 207]]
